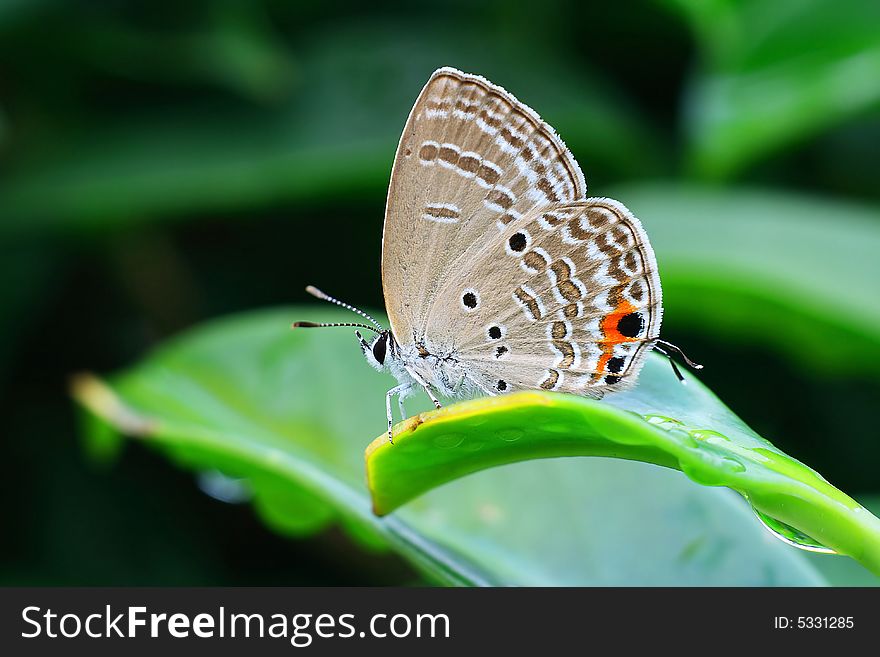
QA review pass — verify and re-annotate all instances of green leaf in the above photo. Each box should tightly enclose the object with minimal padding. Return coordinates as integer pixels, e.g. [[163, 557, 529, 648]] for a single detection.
[[665, 0, 880, 178], [367, 385, 880, 575], [806, 496, 880, 586], [73, 307, 859, 585], [609, 183, 880, 375]]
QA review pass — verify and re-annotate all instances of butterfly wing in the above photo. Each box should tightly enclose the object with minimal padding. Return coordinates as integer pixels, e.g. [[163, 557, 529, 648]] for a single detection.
[[429, 198, 663, 396], [381, 67, 586, 347]]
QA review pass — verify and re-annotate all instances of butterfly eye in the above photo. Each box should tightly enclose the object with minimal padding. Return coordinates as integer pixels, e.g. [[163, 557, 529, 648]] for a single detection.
[[372, 334, 388, 365]]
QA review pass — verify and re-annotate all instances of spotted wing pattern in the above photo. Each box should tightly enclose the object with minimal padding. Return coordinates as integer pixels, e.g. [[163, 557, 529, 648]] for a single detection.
[[381, 67, 586, 347], [429, 198, 663, 396]]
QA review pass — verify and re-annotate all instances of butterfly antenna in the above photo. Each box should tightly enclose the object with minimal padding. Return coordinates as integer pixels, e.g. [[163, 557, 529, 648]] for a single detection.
[[655, 339, 703, 370], [654, 339, 703, 384], [304, 285, 384, 330], [291, 320, 382, 334], [653, 345, 685, 382]]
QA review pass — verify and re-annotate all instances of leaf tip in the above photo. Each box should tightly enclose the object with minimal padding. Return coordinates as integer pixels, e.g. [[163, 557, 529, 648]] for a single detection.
[[69, 372, 156, 437]]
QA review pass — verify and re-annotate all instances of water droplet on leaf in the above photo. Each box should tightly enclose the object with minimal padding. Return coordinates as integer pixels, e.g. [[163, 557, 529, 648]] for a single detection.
[[433, 432, 465, 449], [497, 428, 524, 442], [752, 508, 836, 554]]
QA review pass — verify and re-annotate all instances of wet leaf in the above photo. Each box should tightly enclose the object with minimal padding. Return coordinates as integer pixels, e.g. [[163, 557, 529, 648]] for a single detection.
[[73, 308, 859, 585], [806, 496, 880, 587], [367, 381, 880, 576]]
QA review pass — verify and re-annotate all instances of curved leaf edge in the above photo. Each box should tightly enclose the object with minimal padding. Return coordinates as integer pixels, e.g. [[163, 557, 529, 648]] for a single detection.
[[366, 390, 880, 576], [70, 373, 494, 587]]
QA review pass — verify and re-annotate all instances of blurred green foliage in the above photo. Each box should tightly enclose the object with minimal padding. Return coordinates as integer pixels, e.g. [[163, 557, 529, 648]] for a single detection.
[[666, 0, 880, 178], [2, 0, 879, 585]]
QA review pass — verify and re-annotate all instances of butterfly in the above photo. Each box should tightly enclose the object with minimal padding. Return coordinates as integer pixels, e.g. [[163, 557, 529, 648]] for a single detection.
[[294, 67, 700, 442]]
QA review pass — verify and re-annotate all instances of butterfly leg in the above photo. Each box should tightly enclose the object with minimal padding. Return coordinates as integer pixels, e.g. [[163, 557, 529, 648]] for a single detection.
[[404, 366, 443, 410], [423, 386, 442, 409], [385, 383, 413, 444]]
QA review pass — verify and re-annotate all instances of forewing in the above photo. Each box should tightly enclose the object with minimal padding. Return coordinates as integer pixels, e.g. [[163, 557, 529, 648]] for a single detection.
[[429, 199, 663, 396], [381, 67, 586, 346]]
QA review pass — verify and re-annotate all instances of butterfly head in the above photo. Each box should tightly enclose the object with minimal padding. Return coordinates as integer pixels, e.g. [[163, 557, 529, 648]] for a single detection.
[[293, 285, 400, 372], [356, 329, 396, 372]]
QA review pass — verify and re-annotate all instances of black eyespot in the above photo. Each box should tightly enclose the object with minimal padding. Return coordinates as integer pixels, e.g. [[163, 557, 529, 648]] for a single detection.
[[607, 356, 625, 374], [508, 232, 527, 252], [462, 292, 478, 309], [497, 379, 508, 391], [617, 312, 644, 338], [488, 325, 502, 340], [372, 334, 388, 365], [495, 345, 508, 358], [604, 375, 621, 385]]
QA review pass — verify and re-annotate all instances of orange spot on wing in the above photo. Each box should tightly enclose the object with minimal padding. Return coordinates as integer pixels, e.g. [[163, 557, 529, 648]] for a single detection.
[[595, 300, 637, 378]]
